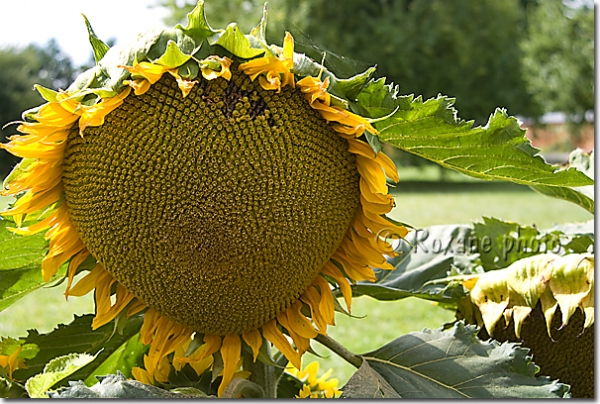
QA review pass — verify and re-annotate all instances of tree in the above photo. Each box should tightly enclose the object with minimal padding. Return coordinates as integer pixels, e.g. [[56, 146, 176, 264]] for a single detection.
[[300, 0, 539, 123], [0, 40, 76, 178], [520, 0, 594, 123]]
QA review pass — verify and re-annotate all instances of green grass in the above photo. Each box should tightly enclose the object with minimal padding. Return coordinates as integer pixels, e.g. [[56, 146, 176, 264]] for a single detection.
[[0, 181, 593, 386], [389, 181, 591, 229]]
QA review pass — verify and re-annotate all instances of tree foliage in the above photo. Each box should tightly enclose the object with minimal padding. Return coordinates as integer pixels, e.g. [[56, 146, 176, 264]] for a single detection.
[[520, 0, 594, 122], [0, 40, 76, 178]]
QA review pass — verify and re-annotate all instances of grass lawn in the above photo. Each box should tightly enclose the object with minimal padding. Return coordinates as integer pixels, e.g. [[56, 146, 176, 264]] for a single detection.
[[0, 179, 592, 386]]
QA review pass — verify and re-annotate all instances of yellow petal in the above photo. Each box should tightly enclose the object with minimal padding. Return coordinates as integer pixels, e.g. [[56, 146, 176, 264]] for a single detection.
[[262, 319, 300, 369], [548, 254, 594, 326], [66, 263, 105, 297], [124, 78, 151, 96], [285, 300, 318, 339], [64, 249, 90, 298], [469, 273, 509, 335], [355, 156, 388, 195], [321, 261, 353, 312], [242, 329, 263, 362], [314, 276, 335, 326], [300, 285, 328, 333], [218, 334, 242, 397]]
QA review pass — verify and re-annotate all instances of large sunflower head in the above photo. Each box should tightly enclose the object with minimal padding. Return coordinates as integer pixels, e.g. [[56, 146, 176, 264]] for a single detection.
[[1, 1, 407, 396]]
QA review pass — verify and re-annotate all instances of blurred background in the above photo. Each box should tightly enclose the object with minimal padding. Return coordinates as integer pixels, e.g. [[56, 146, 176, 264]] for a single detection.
[[0, 0, 594, 385]]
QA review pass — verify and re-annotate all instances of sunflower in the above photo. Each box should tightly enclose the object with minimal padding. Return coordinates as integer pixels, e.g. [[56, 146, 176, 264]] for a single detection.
[[1, 1, 407, 396]]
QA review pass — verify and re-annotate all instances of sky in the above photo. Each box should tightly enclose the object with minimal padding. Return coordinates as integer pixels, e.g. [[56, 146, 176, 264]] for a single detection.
[[0, 0, 170, 66]]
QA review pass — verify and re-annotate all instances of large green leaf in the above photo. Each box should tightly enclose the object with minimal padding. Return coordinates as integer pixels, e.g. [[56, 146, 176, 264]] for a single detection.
[[473, 217, 594, 272], [14, 314, 145, 385], [48, 372, 192, 398], [529, 148, 594, 213], [348, 224, 477, 304], [83, 333, 147, 386], [530, 184, 593, 214], [356, 79, 593, 191], [341, 322, 569, 398], [25, 353, 97, 398], [0, 219, 57, 313]]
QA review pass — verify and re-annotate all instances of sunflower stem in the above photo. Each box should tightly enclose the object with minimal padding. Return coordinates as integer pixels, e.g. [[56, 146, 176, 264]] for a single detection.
[[243, 345, 278, 398], [314, 334, 363, 368]]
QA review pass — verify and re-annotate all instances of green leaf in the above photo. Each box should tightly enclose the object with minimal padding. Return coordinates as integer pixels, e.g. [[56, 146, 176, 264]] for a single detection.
[[0, 375, 27, 398], [170, 386, 212, 397], [0, 219, 59, 313], [82, 333, 147, 386], [529, 184, 593, 214], [14, 314, 144, 384], [207, 23, 265, 59], [341, 322, 570, 398], [48, 372, 192, 398], [221, 378, 265, 398], [357, 78, 593, 188], [472, 217, 593, 272], [341, 361, 400, 398], [473, 217, 540, 271], [349, 224, 476, 304], [276, 373, 303, 398], [529, 148, 594, 213], [82, 14, 110, 64], [25, 353, 97, 398], [0, 337, 39, 361]]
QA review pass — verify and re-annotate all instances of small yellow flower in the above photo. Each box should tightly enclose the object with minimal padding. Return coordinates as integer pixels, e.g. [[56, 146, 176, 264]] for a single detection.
[[286, 360, 341, 398]]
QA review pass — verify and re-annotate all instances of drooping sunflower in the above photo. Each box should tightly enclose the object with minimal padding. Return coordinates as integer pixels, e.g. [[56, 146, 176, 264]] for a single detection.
[[1, 2, 407, 396]]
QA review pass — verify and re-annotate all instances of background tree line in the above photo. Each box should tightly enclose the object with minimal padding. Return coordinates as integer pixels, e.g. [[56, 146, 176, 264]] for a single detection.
[[0, 0, 593, 178]]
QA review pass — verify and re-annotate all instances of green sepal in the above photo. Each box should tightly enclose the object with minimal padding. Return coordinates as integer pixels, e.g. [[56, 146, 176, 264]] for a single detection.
[[153, 40, 193, 69], [249, 3, 268, 42], [82, 15, 110, 64], [210, 352, 223, 383], [177, 59, 200, 80], [331, 66, 376, 101], [184, 333, 204, 357], [146, 29, 198, 67], [364, 131, 382, 155], [292, 53, 373, 104], [207, 23, 265, 59], [175, 0, 217, 45], [33, 85, 59, 103]]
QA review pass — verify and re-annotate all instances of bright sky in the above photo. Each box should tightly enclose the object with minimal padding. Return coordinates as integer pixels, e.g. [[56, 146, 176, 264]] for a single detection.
[[0, 0, 170, 66]]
